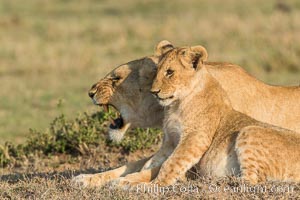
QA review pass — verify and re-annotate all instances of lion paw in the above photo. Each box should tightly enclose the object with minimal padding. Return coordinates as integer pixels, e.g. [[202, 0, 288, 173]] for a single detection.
[[109, 177, 143, 191], [71, 174, 105, 188]]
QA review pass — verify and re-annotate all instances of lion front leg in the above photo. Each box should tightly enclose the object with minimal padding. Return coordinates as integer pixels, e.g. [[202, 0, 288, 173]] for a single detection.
[[112, 136, 175, 189], [151, 134, 211, 186], [111, 166, 161, 190], [72, 157, 150, 188], [142, 136, 175, 170]]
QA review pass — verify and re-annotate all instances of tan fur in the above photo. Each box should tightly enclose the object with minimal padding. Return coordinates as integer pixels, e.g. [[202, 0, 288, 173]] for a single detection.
[[205, 63, 300, 132], [88, 56, 164, 141], [72, 41, 300, 187], [147, 46, 300, 185]]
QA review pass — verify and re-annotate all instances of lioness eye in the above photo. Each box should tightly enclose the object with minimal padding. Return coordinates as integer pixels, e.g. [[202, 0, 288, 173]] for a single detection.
[[112, 76, 121, 81], [166, 69, 174, 77]]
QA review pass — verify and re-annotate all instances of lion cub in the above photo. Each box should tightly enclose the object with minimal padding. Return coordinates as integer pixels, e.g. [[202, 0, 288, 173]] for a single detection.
[[149, 45, 300, 185]]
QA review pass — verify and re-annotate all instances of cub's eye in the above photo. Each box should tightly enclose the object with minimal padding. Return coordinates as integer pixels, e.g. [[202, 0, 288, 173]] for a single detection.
[[166, 69, 174, 77]]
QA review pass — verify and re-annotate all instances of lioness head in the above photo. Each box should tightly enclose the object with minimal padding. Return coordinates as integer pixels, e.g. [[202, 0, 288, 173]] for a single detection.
[[151, 45, 208, 106], [88, 55, 165, 142]]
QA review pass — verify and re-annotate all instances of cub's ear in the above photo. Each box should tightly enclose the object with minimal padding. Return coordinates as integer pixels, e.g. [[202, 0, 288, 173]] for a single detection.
[[180, 45, 208, 70], [155, 40, 174, 56], [190, 45, 208, 62]]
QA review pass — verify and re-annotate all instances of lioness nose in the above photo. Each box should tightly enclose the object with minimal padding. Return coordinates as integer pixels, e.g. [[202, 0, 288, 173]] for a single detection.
[[150, 89, 161, 96], [88, 84, 98, 98]]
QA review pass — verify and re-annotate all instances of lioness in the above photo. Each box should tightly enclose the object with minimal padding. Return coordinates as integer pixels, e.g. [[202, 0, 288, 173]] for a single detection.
[[145, 45, 300, 185], [73, 41, 300, 187], [87, 56, 163, 143]]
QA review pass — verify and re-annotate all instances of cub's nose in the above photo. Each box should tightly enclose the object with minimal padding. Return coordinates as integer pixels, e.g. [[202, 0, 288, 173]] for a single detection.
[[150, 89, 161, 96], [88, 84, 98, 98]]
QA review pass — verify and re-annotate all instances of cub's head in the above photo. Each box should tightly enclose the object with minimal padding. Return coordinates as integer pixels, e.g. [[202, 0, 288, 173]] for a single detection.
[[151, 45, 208, 106], [89, 56, 164, 142]]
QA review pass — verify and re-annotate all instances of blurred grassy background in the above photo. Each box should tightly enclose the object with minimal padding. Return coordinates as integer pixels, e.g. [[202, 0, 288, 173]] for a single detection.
[[0, 0, 299, 144]]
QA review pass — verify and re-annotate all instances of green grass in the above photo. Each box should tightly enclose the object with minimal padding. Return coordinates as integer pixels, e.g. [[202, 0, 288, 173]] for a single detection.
[[0, 111, 161, 167], [0, 0, 299, 144]]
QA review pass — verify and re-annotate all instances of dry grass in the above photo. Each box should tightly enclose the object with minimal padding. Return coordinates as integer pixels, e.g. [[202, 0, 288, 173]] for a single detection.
[[1, 177, 299, 200], [1, 152, 299, 200]]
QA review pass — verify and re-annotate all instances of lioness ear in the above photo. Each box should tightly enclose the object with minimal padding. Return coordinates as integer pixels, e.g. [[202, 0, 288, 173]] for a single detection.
[[138, 58, 157, 90], [180, 45, 208, 70], [155, 40, 174, 56]]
